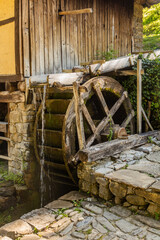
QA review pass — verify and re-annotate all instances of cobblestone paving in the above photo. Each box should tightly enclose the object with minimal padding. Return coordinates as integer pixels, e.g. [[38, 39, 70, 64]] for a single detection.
[[0, 191, 160, 240]]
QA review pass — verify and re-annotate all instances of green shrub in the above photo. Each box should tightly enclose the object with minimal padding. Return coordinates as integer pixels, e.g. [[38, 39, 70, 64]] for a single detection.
[[119, 55, 160, 130]]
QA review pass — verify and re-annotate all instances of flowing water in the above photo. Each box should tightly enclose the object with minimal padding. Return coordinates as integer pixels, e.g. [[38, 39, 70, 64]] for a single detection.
[[40, 85, 47, 207]]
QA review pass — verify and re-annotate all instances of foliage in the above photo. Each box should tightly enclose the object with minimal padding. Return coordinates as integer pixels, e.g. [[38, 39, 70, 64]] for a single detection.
[[0, 168, 24, 185], [119, 55, 160, 130], [143, 3, 160, 50], [96, 49, 117, 61]]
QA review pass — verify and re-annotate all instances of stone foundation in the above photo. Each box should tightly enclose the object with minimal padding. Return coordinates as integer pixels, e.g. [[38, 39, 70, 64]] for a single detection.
[[8, 103, 38, 189], [78, 139, 160, 216]]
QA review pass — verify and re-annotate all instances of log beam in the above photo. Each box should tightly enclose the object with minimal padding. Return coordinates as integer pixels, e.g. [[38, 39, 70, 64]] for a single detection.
[[59, 8, 93, 16], [78, 131, 160, 163], [0, 91, 25, 103]]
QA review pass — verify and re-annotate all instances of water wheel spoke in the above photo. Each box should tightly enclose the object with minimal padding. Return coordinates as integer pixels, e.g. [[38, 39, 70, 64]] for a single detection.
[[121, 109, 135, 128], [73, 82, 86, 149], [81, 101, 96, 133], [86, 91, 128, 147], [93, 82, 114, 124]]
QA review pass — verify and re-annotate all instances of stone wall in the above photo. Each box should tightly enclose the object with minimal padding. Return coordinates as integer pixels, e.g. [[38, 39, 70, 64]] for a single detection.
[[132, 0, 144, 52], [8, 103, 38, 189], [78, 139, 160, 216]]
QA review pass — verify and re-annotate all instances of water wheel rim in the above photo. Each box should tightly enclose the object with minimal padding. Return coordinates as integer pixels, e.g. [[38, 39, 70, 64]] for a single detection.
[[63, 76, 135, 167]]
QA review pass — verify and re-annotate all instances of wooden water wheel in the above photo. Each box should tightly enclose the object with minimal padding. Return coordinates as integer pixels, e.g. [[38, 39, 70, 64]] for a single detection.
[[34, 76, 135, 185]]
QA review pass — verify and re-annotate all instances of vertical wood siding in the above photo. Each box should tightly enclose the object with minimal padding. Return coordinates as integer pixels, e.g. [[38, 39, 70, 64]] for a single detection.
[[22, 0, 134, 77]]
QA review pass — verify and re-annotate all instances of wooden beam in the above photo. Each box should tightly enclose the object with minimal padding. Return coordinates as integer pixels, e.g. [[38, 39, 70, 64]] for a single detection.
[[59, 8, 93, 16], [81, 60, 105, 66], [73, 82, 86, 150], [116, 69, 144, 76], [78, 131, 160, 163], [93, 83, 114, 124], [0, 122, 8, 133], [0, 155, 11, 161], [141, 107, 154, 131], [0, 91, 25, 103], [137, 59, 142, 134], [121, 110, 135, 128], [0, 136, 10, 142], [49, 72, 84, 86]]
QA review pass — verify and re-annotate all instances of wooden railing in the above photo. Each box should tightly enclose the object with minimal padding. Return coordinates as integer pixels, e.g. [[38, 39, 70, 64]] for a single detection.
[[0, 121, 11, 161]]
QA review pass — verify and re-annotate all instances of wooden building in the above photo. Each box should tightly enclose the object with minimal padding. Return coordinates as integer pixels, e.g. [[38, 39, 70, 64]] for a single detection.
[[0, 0, 159, 190]]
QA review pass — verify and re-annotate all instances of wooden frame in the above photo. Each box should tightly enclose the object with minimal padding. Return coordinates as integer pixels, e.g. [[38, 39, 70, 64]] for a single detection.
[[0, 0, 21, 82]]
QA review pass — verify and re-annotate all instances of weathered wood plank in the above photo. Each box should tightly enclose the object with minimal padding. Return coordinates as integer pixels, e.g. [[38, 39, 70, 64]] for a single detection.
[[59, 8, 93, 16], [0, 91, 25, 103], [78, 131, 160, 163], [0, 136, 10, 142], [0, 155, 11, 161], [137, 59, 142, 134], [141, 107, 154, 131], [48, 72, 84, 85], [22, 0, 30, 77], [0, 122, 8, 133], [73, 82, 86, 150]]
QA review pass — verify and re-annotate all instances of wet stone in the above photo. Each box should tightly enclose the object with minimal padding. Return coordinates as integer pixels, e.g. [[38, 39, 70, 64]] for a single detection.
[[115, 219, 138, 233], [59, 191, 88, 201], [0, 219, 33, 237], [81, 201, 103, 214], [150, 181, 160, 192], [20, 234, 41, 240], [21, 208, 56, 231], [87, 229, 102, 240], [146, 232, 160, 240], [71, 231, 85, 239], [106, 169, 156, 189], [128, 159, 160, 178], [146, 151, 160, 163], [110, 206, 131, 218], [96, 216, 116, 232], [45, 200, 73, 209], [76, 217, 93, 230], [92, 220, 108, 234], [148, 227, 160, 236], [59, 222, 74, 236], [134, 215, 160, 229], [103, 209, 121, 221]]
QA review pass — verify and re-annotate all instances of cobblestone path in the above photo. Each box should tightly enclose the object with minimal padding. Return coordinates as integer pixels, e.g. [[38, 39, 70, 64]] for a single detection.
[[0, 191, 160, 240]]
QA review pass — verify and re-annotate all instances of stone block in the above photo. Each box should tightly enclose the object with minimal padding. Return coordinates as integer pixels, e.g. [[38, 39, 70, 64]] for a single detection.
[[126, 195, 147, 206], [135, 189, 160, 205], [99, 185, 113, 201], [9, 125, 16, 134], [21, 208, 56, 231], [10, 111, 21, 123], [109, 181, 127, 198], [147, 204, 160, 215], [115, 197, 123, 205], [0, 219, 33, 238], [96, 177, 109, 186], [106, 169, 156, 189]]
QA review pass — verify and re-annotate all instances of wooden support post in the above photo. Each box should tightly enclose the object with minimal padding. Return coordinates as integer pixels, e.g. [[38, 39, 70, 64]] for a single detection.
[[73, 82, 86, 150], [137, 59, 142, 134], [59, 8, 93, 16], [141, 107, 154, 131]]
